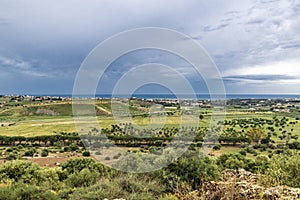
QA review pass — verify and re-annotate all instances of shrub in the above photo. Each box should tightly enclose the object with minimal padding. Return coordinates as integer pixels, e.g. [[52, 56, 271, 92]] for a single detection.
[[239, 149, 247, 156], [54, 142, 62, 149], [60, 158, 109, 175], [66, 168, 100, 188], [217, 153, 258, 172], [63, 146, 71, 152], [113, 153, 121, 159], [225, 156, 245, 170], [0, 183, 57, 200], [39, 167, 63, 191], [82, 151, 90, 157], [5, 152, 17, 160], [0, 160, 43, 184], [69, 144, 79, 151], [5, 147, 14, 153], [245, 147, 256, 154], [68, 174, 165, 199], [161, 155, 221, 189], [260, 151, 300, 188], [287, 141, 300, 150], [213, 144, 222, 150], [254, 155, 269, 173], [41, 149, 49, 157], [24, 148, 36, 157]]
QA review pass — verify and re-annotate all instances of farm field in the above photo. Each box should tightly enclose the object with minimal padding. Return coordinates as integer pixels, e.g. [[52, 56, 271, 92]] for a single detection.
[[1, 98, 300, 141]]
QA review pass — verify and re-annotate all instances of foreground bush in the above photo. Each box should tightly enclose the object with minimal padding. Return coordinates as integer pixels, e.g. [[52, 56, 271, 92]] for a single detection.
[[59, 157, 111, 175], [0, 183, 58, 200], [260, 151, 300, 188], [217, 153, 270, 173], [66, 174, 165, 200], [0, 160, 43, 184], [158, 154, 221, 190]]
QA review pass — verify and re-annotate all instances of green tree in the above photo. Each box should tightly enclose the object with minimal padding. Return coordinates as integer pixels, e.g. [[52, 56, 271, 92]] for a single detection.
[[247, 128, 266, 144]]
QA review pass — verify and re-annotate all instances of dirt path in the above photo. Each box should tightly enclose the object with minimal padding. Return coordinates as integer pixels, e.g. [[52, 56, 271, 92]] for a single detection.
[[95, 105, 112, 115], [30, 120, 94, 126]]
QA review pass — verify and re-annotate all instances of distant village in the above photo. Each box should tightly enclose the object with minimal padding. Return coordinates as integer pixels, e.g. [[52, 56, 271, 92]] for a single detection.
[[1, 95, 300, 114], [226, 98, 300, 113], [1, 95, 71, 102]]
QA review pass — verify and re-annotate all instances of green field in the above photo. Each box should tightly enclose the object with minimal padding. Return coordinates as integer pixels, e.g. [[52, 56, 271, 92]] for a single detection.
[[1, 99, 300, 142]]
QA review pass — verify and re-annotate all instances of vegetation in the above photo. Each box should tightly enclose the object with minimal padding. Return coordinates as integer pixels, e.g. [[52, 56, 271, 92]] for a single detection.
[[0, 151, 298, 199], [0, 96, 299, 199]]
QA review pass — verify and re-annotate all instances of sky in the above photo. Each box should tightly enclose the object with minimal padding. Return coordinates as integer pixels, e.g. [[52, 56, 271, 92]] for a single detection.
[[0, 0, 300, 95]]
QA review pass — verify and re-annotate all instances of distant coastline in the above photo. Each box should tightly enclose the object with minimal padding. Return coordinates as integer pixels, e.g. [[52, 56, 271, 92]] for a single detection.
[[2, 94, 300, 100]]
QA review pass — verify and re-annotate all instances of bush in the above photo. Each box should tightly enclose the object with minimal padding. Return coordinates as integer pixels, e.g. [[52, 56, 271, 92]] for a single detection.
[[24, 148, 36, 157], [113, 153, 121, 159], [5, 147, 14, 153], [66, 168, 100, 188], [69, 144, 79, 151], [53, 142, 62, 149], [39, 167, 63, 191], [254, 155, 269, 173], [287, 141, 300, 150], [60, 158, 109, 175], [239, 149, 247, 156], [224, 156, 245, 170], [63, 146, 71, 152], [68, 174, 165, 199], [0, 183, 58, 200], [213, 144, 222, 150], [41, 149, 49, 157], [160, 155, 221, 189], [260, 151, 300, 188], [82, 151, 90, 157], [216, 153, 259, 172], [245, 147, 256, 154], [0, 160, 43, 184], [5, 152, 18, 160]]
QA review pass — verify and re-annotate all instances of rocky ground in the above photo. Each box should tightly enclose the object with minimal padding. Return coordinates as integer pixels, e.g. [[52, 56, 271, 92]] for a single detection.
[[196, 169, 300, 200]]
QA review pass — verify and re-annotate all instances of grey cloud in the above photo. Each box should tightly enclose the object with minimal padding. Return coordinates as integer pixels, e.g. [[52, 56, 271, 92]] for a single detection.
[[0, 56, 75, 78], [245, 19, 264, 24], [202, 24, 229, 32], [223, 75, 299, 81], [281, 43, 300, 49]]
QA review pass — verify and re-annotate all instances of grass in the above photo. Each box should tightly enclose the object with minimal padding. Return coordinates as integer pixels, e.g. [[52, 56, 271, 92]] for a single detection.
[[213, 146, 241, 156], [0, 114, 198, 136], [0, 99, 299, 144]]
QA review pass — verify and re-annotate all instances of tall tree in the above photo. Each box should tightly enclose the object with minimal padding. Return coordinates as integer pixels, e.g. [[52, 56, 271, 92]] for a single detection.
[[247, 128, 266, 144]]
